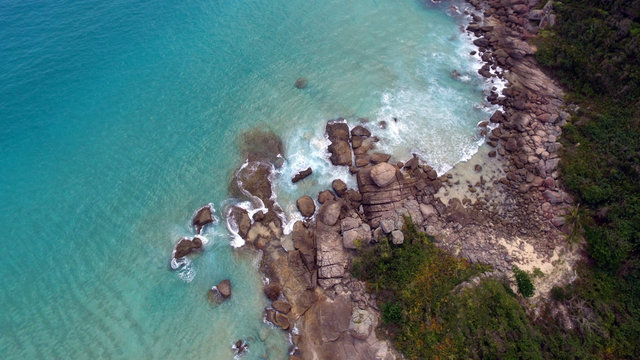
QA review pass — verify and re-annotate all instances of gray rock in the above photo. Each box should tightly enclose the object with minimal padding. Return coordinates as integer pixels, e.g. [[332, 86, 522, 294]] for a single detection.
[[351, 125, 371, 137], [380, 218, 395, 234], [340, 217, 360, 232], [349, 308, 375, 340], [543, 190, 563, 205], [370, 162, 397, 188], [420, 204, 437, 219], [391, 230, 404, 245]]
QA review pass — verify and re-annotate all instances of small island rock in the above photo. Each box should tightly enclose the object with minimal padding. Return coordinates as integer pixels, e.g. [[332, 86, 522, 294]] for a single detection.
[[292, 167, 312, 183], [174, 237, 203, 259], [192, 204, 215, 234], [294, 77, 308, 89]]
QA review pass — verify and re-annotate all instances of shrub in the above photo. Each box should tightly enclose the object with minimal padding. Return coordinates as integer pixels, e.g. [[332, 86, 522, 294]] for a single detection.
[[513, 266, 535, 298]]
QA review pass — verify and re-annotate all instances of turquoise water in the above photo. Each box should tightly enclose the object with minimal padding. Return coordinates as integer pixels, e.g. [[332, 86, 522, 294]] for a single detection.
[[0, 0, 493, 358]]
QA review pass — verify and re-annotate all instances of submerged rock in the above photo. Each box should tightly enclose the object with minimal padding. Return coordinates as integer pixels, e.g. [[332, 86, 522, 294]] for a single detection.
[[233, 339, 248, 356], [207, 279, 231, 304], [217, 279, 232, 298], [292, 167, 312, 183], [264, 282, 281, 301], [173, 237, 203, 259], [294, 77, 308, 89], [192, 204, 215, 234]]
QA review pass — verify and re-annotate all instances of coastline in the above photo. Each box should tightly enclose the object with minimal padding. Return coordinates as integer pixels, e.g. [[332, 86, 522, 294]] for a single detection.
[[201, 0, 579, 358]]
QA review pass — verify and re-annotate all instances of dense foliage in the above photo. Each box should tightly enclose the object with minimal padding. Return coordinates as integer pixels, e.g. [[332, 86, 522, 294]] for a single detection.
[[513, 265, 536, 297], [535, 0, 640, 357], [353, 222, 541, 359]]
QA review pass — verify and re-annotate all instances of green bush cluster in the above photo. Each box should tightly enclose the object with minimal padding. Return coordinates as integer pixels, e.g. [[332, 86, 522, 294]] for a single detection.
[[534, 0, 640, 358], [352, 221, 545, 359], [513, 266, 535, 298]]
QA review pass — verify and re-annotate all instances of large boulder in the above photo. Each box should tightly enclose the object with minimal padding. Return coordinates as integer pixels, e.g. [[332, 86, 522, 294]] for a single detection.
[[332, 179, 347, 196], [216, 279, 231, 298], [326, 122, 350, 141], [266, 308, 290, 330], [351, 125, 371, 137], [391, 230, 404, 245], [370, 162, 397, 188], [370, 153, 391, 164], [207, 279, 231, 304], [317, 190, 335, 204], [192, 204, 215, 234], [328, 140, 352, 166], [292, 221, 315, 270], [292, 167, 312, 183], [318, 200, 343, 226], [342, 224, 371, 249], [173, 237, 203, 259], [297, 196, 316, 217]]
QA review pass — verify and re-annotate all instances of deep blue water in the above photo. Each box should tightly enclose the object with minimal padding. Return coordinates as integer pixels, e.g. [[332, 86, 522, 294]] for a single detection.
[[0, 0, 493, 358]]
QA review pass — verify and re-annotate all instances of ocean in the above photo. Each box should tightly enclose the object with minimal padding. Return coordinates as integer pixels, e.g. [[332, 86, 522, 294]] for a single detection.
[[0, 0, 496, 358]]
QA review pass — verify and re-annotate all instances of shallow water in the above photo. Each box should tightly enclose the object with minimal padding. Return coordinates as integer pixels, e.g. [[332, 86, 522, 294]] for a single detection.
[[0, 0, 494, 358]]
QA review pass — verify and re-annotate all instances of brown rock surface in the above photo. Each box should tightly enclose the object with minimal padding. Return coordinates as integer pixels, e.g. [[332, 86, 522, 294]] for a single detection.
[[370, 162, 397, 188]]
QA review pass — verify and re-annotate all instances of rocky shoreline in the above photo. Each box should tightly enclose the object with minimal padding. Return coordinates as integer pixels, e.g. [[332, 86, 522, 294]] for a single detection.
[[171, 0, 580, 358]]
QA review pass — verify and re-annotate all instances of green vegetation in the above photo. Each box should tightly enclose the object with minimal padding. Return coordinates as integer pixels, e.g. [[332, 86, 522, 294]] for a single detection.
[[513, 266, 536, 298], [534, 0, 640, 358], [353, 221, 541, 359]]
